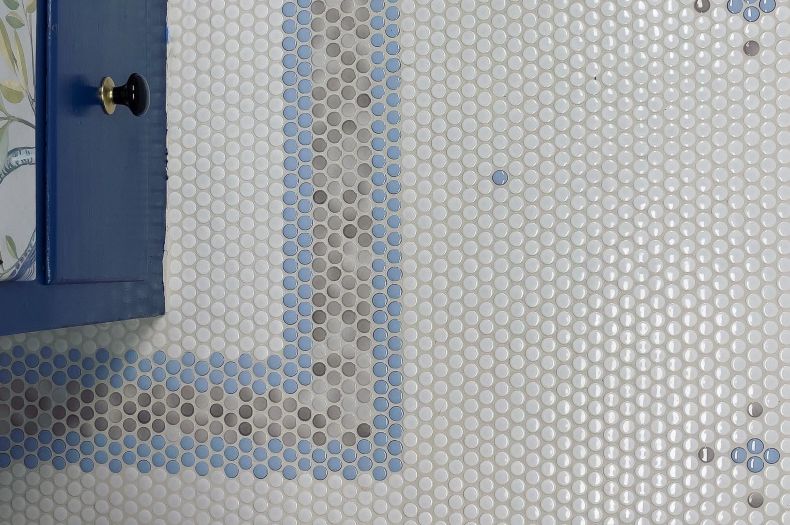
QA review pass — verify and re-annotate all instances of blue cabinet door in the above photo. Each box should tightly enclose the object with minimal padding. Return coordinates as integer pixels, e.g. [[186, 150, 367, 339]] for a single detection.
[[46, 0, 158, 283], [0, 0, 166, 335]]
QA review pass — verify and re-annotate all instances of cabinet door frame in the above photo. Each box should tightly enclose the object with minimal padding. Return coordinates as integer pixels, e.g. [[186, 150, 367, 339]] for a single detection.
[[0, 1, 166, 337]]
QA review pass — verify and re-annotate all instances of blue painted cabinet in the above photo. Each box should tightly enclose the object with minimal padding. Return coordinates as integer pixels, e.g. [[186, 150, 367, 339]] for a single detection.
[[0, 0, 166, 335]]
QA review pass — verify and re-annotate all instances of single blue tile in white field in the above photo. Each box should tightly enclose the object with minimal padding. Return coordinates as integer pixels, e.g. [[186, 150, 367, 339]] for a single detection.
[[492, 170, 508, 186]]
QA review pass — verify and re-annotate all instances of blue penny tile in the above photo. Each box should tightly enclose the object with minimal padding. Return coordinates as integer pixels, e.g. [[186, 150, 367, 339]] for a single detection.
[[764, 448, 780, 464], [747, 438, 764, 455], [747, 456, 764, 473]]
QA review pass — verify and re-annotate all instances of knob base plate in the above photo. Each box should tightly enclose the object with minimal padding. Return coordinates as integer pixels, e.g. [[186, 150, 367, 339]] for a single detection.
[[99, 76, 116, 115]]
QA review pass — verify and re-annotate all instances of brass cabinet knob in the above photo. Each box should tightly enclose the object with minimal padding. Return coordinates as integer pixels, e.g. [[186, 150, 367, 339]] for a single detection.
[[100, 73, 150, 116]]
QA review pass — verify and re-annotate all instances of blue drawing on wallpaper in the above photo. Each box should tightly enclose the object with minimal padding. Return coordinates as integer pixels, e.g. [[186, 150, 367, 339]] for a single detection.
[[727, 0, 776, 21], [0, 0, 37, 282], [0, 0, 402, 481]]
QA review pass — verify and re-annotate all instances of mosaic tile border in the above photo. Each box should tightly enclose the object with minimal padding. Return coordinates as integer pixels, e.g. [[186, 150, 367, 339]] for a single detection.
[[0, 0, 402, 482]]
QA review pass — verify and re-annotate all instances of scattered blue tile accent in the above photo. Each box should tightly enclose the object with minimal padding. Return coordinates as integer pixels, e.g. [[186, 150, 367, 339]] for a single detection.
[[747, 437, 764, 455], [492, 170, 508, 186], [727, 0, 776, 21], [731, 437, 780, 475], [764, 447, 780, 464], [747, 456, 764, 473]]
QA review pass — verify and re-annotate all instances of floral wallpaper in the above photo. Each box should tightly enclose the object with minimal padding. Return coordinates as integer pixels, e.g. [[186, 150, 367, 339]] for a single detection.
[[0, 0, 35, 281]]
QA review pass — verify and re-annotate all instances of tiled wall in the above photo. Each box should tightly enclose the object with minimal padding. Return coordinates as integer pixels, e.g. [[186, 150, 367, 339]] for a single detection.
[[1, 0, 789, 524]]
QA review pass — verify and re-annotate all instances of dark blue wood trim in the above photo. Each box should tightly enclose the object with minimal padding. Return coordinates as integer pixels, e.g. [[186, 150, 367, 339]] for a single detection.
[[0, 0, 166, 336]]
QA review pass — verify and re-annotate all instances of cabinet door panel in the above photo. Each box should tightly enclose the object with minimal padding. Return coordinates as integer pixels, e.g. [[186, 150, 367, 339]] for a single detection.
[[46, 0, 160, 283], [0, 0, 166, 336]]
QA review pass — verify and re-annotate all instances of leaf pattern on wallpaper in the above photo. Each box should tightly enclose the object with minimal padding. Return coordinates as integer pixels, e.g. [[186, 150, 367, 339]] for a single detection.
[[0, 0, 34, 280]]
